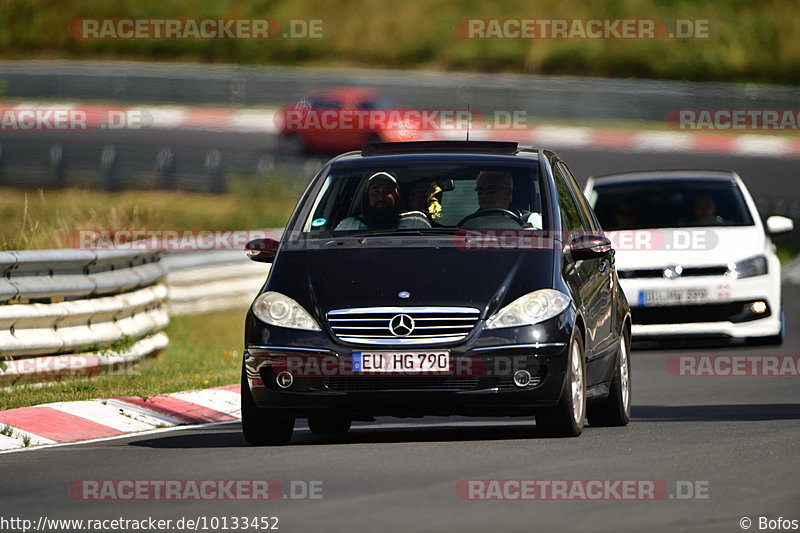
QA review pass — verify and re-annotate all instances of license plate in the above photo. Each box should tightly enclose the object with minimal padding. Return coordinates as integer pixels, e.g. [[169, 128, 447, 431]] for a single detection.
[[352, 351, 450, 373], [639, 288, 708, 306]]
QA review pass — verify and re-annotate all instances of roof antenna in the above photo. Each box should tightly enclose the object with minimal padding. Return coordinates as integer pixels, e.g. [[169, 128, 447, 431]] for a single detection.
[[466, 103, 470, 141]]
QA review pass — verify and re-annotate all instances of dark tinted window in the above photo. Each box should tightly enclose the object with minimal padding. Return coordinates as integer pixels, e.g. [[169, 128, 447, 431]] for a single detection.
[[589, 179, 755, 230], [310, 100, 342, 109], [357, 95, 401, 110], [558, 162, 598, 232], [553, 165, 586, 230]]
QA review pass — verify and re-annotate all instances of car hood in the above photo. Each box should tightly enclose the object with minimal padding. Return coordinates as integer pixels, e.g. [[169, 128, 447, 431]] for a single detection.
[[265, 245, 557, 319], [608, 225, 767, 269]]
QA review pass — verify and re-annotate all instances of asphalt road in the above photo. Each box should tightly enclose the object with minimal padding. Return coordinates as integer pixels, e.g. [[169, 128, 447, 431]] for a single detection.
[[1, 281, 798, 532]]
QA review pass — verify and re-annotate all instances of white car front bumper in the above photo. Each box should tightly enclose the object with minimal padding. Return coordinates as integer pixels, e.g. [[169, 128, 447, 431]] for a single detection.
[[620, 273, 782, 340]]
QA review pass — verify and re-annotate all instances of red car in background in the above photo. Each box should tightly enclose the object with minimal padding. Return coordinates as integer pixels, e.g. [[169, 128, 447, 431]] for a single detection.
[[275, 87, 427, 154]]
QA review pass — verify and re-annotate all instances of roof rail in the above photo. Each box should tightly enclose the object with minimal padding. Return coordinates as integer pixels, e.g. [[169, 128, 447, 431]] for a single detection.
[[361, 141, 519, 156]]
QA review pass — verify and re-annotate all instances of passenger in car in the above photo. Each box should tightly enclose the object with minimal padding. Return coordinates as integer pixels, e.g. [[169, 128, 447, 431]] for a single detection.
[[408, 180, 445, 223], [610, 199, 640, 229], [335, 172, 431, 230], [471, 170, 542, 229], [691, 194, 725, 225]]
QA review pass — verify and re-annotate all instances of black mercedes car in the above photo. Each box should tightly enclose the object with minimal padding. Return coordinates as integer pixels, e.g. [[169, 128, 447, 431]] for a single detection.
[[242, 141, 631, 444]]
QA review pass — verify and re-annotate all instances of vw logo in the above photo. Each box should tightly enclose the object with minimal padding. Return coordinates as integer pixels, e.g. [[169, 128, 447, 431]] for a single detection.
[[389, 314, 415, 337], [663, 265, 683, 279]]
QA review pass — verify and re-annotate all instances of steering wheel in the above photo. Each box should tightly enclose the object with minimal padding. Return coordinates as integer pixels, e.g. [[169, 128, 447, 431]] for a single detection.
[[457, 208, 525, 228]]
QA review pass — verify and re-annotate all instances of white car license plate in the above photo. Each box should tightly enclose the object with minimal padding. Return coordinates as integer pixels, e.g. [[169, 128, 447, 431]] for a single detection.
[[352, 351, 450, 373], [639, 288, 708, 306]]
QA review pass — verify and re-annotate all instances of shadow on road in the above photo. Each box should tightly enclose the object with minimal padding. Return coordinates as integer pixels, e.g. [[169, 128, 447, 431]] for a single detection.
[[126, 420, 564, 449], [633, 403, 800, 422]]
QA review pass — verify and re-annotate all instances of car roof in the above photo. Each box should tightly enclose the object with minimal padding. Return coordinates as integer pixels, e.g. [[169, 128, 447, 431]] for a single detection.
[[328, 141, 541, 166], [589, 169, 739, 185], [309, 87, 383, 100]]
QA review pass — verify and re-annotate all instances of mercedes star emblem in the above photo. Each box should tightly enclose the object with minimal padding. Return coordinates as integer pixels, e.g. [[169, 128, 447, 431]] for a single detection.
[[389, 314, 415, 337]]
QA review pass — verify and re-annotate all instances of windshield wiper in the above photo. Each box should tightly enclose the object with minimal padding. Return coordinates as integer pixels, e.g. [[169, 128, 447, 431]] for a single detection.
[[346, 228, 461, 238]]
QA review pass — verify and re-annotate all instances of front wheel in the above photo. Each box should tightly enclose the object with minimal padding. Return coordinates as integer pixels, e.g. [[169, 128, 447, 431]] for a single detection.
[[587, 331, 631, 427], [241, 365, 295, 446], [536, 332, 586, 437]]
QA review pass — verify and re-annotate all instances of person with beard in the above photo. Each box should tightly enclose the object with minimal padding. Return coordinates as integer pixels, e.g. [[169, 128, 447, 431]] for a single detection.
[[335, 172, 431, 230]]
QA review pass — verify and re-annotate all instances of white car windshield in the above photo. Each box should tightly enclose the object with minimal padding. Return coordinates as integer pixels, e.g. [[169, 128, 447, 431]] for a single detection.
[[590, 179, 755, 230]]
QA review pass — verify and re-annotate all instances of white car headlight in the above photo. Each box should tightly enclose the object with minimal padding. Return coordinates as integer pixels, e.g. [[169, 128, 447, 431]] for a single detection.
[[252, 291, 321, 331], [485, 289, 571, 329], [727, 255, 768, 279]]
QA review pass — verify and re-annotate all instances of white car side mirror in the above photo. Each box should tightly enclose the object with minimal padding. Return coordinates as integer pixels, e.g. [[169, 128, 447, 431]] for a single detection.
[[766, 215, 794, 235]]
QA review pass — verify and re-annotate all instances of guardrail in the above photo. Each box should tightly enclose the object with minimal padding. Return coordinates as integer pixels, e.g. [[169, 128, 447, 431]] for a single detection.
[[2, 60, 798, 121], [0, 249, 169, 380], [162, 250, 269, 316], [0, 241, 277, 381]]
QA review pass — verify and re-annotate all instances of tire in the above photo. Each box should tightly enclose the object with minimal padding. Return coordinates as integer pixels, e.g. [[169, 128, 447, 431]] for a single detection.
[[587, 331, 632, 427], [307, 414, 352, 435], [241, 366, 295, 446], [536, 331, 586, 437]]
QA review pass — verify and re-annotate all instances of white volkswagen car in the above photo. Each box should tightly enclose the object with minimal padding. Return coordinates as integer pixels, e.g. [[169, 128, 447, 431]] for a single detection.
[[584, 170, 792, 345]]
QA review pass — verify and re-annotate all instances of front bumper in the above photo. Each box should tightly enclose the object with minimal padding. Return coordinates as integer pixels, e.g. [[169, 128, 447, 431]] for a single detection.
[[243, 312, 574, 417], [620, 274, 781, 340]]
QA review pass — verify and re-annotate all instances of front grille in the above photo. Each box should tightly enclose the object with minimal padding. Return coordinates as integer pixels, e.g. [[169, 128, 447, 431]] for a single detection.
[[618, 266, 728, 279], [632, 300, 769, 325], [327, 307, 480, 345], [323, 376, 480, 391]]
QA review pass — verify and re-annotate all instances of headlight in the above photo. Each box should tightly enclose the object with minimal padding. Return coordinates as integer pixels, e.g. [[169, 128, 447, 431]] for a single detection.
[[727, 255, 768, 279], [252, 291, 321, 331], [485, 289, 571, 329]]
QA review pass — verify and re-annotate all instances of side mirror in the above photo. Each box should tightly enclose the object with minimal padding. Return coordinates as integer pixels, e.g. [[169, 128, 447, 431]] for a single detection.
[[570, 234, 613, 261], [245, 238, 280, 263], [766, 215, 793, 235]]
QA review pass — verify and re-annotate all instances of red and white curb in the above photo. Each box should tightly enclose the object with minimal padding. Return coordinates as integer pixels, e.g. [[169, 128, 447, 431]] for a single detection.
[[5, 102, 800, 158], [0, 384, 240, 451]]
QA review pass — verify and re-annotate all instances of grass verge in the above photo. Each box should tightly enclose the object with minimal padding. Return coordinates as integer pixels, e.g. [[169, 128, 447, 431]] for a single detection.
[[1, 0, 798, 84], [0, 309, 245, 411], [0, 175, 304, 249]]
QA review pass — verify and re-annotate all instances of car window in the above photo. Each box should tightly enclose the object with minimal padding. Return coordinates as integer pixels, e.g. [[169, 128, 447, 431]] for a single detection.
[[558, 162, 598, 232], [296, 161, 547, 234], [357, 95, 401, 110], [590, 179, 755, 230], [310, 99, 342, 109], [553, 164, 586, 231]]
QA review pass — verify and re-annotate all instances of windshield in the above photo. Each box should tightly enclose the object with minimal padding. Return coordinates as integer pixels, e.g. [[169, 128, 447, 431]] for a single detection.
[[299, 161, 547, 235], [589, 179, 755, 230]]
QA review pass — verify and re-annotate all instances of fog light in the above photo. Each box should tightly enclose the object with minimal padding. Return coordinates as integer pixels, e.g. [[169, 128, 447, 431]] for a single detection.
[[749, 301, 768, 314], [513, 370, 532, 387], [275, 371, 294, 389]]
